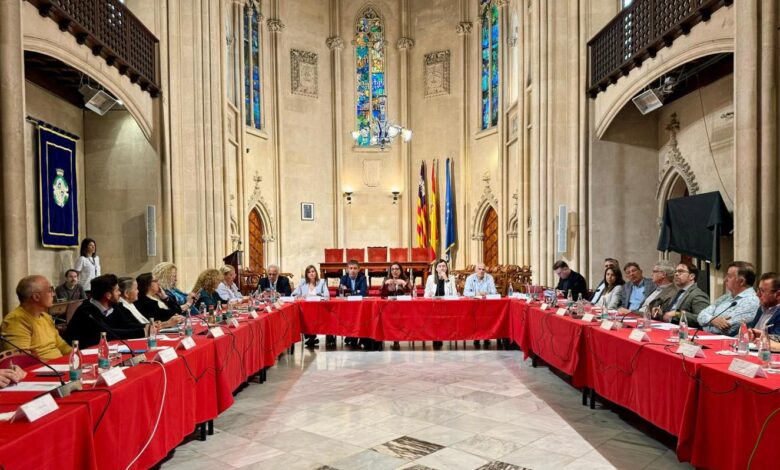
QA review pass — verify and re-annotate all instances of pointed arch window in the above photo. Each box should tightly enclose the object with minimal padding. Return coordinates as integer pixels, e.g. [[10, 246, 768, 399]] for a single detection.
[[354, 7, 386, 147], [479, 0, 499, 130], [243, 2, 262, 129]]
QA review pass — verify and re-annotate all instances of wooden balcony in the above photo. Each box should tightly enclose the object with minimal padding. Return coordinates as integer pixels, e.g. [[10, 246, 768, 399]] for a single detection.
[[27, 0, 160, 97], [587, 0, 731, 98]]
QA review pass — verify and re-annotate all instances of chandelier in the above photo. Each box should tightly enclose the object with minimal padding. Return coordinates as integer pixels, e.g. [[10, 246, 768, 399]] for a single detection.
[[350, 95, 412, 149]]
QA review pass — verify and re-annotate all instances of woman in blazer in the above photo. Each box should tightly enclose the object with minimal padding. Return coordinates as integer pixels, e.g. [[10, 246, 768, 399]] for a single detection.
[[424, 259, 458, 298], [601, 266, 625, 310], [381, 262, 412, 298], [293, 265, 329, 347]]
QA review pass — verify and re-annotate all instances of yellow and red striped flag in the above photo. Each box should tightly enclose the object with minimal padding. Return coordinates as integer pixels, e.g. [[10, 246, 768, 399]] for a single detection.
[[429, 159, 439, 260], [416, 161, 429, 251]]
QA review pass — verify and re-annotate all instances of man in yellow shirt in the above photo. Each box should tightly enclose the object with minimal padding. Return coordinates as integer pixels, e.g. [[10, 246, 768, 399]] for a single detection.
[[1, 275, 72, 360]]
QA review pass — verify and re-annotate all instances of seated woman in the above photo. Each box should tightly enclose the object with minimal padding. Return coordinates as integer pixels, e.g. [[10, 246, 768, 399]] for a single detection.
[[600, 266, 625, 310], [292, 265, 330, 348], [424, 259, 458, 298], [381, 262, 412, 298], [107, 277, 150, 338], [153, 262, 197, 313], [217, 265, 243, 302], [193, 269, 227, 312], [135, 272, 185, 323]]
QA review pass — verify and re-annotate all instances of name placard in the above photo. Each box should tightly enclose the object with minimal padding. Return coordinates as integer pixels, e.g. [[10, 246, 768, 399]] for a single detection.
[[728, 358, 767, 378], [540, 303, 549, 311], [274, 301, 283, 310], [279, 296, 295, 303], [676, 343, 705, 358], [249, 311, 259, 319], [177, 337, 196, 350], [207, 327, 224, 338], [305, 296, 322, 302], [347, 295, 363, 301], [629, 329, 651, 342], [556, 308, 567, 317], [229, 318, 240, 329], [463, 292, 475, 298], [443, 295, 460, 300], [396, 295, 412, 301], [581, 313, 595, 322], [154, 347, 178, 364], [265, 305, 273, 313], [12, 393, 59, 423], [600, 320, 616, 331], [486, 294, 502, 300], [97, 367, 127, 387]]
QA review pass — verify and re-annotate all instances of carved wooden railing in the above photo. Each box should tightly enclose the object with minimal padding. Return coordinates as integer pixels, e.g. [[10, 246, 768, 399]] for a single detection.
[[587, 0, 731, 97], [27, 0, 160, 97]]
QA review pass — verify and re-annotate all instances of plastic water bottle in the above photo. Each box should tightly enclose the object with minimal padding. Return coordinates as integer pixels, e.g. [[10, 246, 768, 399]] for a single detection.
[[69, 340, 83, 381], [147, 318, 158, 349], [737, 322, 750, 355], [642, 308, 652, 332], [678, 311, 689, 341], [97, 332, 110, 371], [412, 281, 417, 298], [507, 283, 514, 298], [184, 312, 193, 337], [758, 328, 771, 368]]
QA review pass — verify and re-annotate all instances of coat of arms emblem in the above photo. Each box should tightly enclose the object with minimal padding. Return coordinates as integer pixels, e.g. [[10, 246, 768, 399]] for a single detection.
[[52, 168, 69, 207]]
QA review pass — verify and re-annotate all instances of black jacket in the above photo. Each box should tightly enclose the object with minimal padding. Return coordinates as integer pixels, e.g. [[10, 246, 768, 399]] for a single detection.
[[556, 271, 588, 300], [63, 300, 143, 348], [135, 294, 180, 322], [257, 276, 292, 296]]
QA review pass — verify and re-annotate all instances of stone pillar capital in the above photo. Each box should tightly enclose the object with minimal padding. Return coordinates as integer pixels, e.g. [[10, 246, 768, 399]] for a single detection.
[[456, 22, 473, 35], [326, 36, 345, 50], [397, 37, 415, 50], [266, 18, 285, 33]]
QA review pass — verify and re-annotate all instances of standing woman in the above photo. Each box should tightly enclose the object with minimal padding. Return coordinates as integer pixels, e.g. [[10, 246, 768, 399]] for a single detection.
[[292, 265, 330, 348], [424, 259, 458, 298], [74, 238, 100, 293]]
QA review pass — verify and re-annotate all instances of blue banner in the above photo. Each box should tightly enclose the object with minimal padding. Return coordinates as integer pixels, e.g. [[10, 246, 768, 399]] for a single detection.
[[38, 126, 79, 248], [444, 158, 457, 260]]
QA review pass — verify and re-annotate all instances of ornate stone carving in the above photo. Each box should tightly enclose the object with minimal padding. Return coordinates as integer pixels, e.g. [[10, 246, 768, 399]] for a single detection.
[[496, 0, 510, 7], [326, 36, 344, 50], [247, 173, 276, 242], [266, 18, 285, 32], [424, 50, 450, 98], [290, 49, 318, 98], [362, 160, 383, 188], [507, 192, 519, 237], [456, 21, 473, 35], [659, 113, 700, 195], [397, 37, 415, 50], [229, 194, 241, 251], [471, 173, 499, 240]]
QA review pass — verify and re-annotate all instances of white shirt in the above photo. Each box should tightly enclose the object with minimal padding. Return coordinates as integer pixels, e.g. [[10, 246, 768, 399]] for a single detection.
[[120, 298, 149, 325], [75, 255, 101, 291], [216, 282, 242, 301]]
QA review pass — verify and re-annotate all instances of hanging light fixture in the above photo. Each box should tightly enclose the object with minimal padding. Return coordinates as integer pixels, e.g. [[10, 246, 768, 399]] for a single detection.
[[350, 95, 412, 149]]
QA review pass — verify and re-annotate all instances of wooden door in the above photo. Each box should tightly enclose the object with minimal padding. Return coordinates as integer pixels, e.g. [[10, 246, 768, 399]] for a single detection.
[[249, 209, 264, 272], [482, 207, 498, 267]]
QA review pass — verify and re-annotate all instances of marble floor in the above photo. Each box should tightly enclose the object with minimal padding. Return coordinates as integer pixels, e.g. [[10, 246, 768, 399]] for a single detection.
[[159, 339, 692, 470]]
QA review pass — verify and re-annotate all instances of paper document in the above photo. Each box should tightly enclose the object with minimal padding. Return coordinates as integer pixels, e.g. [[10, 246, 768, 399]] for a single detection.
[[0, 382, 59, 393], [0, 411, 14, 421], [33, 364, 69, 372], [695, 335, 732, 341]]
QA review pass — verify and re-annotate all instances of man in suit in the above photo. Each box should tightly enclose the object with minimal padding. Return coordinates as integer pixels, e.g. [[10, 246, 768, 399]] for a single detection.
[[661, 262, 710, 327], [633, 261, 678, 314], [553, 260, 588, 300], [257, 264, 292, 296], [747, 272, 780, 335], [619, 262, 656, 311], [64, 274, 139, 348], [339, 260, 369, 348], [590, 258, 620, 304]]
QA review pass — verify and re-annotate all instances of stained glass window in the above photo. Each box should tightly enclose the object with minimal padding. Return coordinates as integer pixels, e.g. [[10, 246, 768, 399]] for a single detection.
[[243, 3, 261, 129], [354, 7, 385, 147], [480, 0, 499, 130]]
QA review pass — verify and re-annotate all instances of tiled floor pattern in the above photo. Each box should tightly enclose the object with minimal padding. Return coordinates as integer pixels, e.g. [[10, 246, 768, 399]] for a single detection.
[[159, 339, 692, 469]]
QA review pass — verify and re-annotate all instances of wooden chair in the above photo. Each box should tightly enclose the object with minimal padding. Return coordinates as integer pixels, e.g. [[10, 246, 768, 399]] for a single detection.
[[322, 248, 345, 281], [345, 248, 365, 263], [410, 247, 431, 284], [366, 246, 388, 287], [239, 269, 263, 295], [0, 349, 39, 370], [389, 247, 408, 262]]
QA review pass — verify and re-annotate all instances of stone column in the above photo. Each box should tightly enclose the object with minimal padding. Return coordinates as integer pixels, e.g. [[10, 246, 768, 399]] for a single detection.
[[759, 0, 778, 271], [267, 2, 284, 262], [457, 0, 472, 266], [497, 0, 509, 264], [327, 0, 344, 248], [398, 0, 414, 252], [0, 1, 28, 311]]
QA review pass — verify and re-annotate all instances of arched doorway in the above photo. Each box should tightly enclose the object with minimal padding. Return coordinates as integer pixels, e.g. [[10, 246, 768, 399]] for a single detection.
[[248, 209, 264, 272], [482, 207, 498, 266]]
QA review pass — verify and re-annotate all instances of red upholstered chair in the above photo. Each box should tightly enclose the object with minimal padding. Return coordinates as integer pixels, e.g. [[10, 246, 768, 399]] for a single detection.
[[389, 248, 409, 262], [345, 248, 365, 263], [322, 248, 345, 280], [410, 247, 432, 284], [366, 246, 389, 287]]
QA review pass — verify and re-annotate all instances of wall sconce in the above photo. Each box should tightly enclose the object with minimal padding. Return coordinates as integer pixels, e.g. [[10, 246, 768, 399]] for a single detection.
[[343, 191, 353, 204], [391, 191, 401, 204]]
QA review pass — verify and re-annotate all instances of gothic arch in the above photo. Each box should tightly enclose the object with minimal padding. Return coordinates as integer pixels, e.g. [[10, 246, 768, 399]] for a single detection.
[[471, 175, 499, 240], [247, 174, 276, 243]]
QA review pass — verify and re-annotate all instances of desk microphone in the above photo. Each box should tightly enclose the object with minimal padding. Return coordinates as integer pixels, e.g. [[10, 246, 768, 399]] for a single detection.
[[0, 335, 82, 398], [85, 312, 147, 366], [689, 301, 738, 344]]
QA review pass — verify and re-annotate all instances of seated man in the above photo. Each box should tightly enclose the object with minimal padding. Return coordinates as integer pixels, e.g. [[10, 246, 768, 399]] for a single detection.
[[590, 258, 619, 305], [634, 261, 678, 314], [747, 272, 780, 335], [619, 262, 656, 312], [463, 263, 498, 347], [0, 366, 26, 388], [553, 260, 588, 300], [662, 262, 710, 327], [339, 260, 369, 348], [64, 274, 141, 348], [55, 269, 86, 302], [697, 261, 760, 336], [257, 264, 292, 296], [1, 275, 72, 360]]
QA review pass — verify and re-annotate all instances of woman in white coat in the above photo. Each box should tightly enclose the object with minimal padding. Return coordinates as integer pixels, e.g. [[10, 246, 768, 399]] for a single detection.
[[424, 259, 458, 298], [74, 238, 100, 293]]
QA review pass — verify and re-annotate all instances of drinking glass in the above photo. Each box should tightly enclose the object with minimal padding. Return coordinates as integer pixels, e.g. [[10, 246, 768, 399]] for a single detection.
[[668, 326, 680, 342]]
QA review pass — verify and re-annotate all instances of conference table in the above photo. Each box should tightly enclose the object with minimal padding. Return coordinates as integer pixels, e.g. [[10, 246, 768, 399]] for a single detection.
[[0, 297, 777, 469]]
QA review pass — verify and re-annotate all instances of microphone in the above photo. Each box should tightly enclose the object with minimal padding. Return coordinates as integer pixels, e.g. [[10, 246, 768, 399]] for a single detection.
[[689, 301, 738, 344], [0, 335, 82, 398], [84, 311, 147, 366]]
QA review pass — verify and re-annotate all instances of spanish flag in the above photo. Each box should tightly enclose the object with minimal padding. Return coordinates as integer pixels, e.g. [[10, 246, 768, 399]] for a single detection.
[[429, 159, 439, 260], [416, 161, 429, 251]]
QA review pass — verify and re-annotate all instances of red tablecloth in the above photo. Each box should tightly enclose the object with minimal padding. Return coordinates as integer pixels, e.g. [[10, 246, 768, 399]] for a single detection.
[[686, 360, 780, 470]]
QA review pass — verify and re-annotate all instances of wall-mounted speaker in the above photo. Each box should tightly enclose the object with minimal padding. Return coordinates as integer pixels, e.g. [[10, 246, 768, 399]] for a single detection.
[[557, 204, 568, 254], [146, 205, 157, 257]]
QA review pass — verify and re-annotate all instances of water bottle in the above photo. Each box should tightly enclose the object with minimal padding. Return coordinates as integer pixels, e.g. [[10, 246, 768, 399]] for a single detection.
[[566, 290, 573, 307], [678, 311, 689, 341], [97, 332, 110, 371], [184, 312, 193, 337], [642, 308, 652, 332], [737, 322, 750, 355], [507, 283, 514, 298], [147, 318, 158, 349], [69, 340, 83, 381], [758, 328, 771, 368], [412, 281, 418, 298]]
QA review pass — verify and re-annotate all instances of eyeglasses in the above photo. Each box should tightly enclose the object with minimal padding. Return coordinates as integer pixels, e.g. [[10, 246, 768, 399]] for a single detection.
[[758, 288, 778, 295], [34, 286, 55, 294], [674, 269, 689, 274]]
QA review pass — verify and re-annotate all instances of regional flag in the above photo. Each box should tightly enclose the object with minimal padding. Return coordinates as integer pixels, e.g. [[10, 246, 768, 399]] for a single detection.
[[416, 161, 429, 250], [444, 158, 457, 259], [429, 160, 439, 260]]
